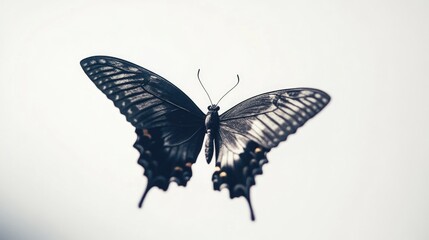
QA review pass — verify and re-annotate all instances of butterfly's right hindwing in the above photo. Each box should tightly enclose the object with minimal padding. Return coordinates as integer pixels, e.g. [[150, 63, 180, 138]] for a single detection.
[[80, 56, 206, 206]]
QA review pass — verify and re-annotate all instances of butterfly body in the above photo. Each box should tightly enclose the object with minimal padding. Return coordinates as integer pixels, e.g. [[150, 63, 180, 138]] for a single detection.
[[204, 105, 220, 164], [80, 56, 330, 221]]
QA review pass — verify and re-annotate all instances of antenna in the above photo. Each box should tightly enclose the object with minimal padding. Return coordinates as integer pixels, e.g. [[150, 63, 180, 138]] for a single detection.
[[197, 69, 213, 105], [215, 74, 240, 106]]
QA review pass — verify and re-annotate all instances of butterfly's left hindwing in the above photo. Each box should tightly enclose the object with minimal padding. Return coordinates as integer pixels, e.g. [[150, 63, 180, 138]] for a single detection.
[[80, 56, 205, 207], [134, 126, 205, 207], [215, 88, 330, 220]]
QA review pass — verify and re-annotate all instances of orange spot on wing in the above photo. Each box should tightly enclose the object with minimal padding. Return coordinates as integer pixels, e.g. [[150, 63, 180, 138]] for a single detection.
[[143, 129, 152, 139]]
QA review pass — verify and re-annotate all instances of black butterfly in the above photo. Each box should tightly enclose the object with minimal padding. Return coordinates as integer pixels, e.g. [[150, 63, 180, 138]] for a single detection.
[[80, 56, 330, 221]]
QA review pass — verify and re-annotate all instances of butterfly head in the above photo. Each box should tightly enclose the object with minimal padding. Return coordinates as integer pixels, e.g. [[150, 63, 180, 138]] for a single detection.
[[207, 105, 220, 112]]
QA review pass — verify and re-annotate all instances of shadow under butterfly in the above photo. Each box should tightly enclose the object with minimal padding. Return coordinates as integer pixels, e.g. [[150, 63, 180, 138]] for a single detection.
[[80, 56, 330, 221]]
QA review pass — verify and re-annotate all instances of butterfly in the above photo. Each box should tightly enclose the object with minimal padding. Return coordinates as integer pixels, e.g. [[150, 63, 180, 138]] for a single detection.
[[80, 56, 330, 221]]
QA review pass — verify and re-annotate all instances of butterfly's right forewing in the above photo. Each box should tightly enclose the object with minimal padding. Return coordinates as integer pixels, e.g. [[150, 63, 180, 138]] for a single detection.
[[80, 56, 206, 206]]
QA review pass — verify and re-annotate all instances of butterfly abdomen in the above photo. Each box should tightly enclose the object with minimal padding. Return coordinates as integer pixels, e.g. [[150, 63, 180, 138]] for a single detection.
[[205, 130, 214, 164]]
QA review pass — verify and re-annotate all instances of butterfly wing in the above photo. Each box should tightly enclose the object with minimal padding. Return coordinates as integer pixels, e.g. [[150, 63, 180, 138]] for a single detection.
[[214, 88, 330, 220], [80, 56, 205, 207]]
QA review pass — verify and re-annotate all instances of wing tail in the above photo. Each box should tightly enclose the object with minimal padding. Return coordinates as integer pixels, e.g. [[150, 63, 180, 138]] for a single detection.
[[138, 183, 152, 208]]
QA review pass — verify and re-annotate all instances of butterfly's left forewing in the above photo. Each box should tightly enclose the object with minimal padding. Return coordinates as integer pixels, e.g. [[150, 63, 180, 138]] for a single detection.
[[215, 88, 330, 220], [80, 56, 206, 207]]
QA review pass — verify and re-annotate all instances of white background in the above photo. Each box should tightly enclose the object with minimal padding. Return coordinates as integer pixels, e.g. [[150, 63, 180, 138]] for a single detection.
[[1, 0, 428, 239]]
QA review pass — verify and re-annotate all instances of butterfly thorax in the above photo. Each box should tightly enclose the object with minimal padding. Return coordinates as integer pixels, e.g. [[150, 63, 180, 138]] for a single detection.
[[204, 105, 220, 164]]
